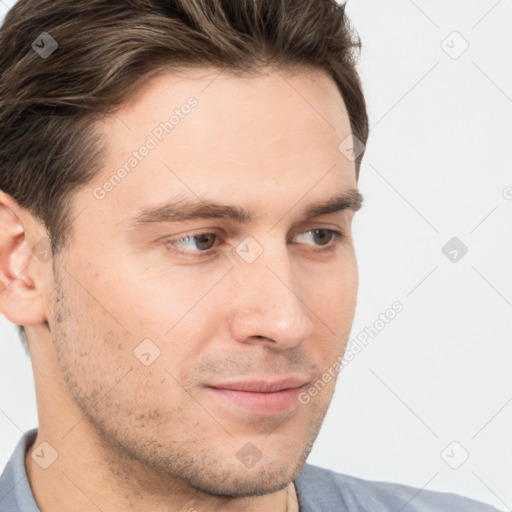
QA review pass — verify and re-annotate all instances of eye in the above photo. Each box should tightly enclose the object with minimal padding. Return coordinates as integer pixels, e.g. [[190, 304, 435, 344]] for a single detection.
[[168, 233, 218, 253], [294, 229, 342, 247]]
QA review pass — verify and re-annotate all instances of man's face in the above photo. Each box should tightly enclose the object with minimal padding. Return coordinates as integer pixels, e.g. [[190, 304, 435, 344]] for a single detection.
[[44, 66, 360, 496]]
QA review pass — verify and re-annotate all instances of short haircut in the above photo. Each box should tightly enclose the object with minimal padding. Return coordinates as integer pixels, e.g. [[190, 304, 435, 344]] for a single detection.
[[0, 0, 369, 352]]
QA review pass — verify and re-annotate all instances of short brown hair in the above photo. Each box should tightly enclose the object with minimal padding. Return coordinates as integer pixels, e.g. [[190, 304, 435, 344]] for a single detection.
[[0, 0, 369, 351]]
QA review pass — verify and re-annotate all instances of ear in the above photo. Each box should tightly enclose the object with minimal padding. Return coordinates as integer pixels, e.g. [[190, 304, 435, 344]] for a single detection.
[[0, 190, 50, 326]]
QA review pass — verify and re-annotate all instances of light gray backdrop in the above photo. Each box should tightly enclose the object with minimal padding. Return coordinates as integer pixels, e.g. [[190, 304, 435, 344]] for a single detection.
[[1, 0, 511, 510]]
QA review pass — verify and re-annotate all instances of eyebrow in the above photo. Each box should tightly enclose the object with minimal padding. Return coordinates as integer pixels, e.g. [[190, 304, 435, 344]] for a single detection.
[[130, 188, 364, 227]]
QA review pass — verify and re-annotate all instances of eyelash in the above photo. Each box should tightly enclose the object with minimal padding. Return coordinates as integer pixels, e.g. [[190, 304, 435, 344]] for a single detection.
[[163, 229, 346, 259]]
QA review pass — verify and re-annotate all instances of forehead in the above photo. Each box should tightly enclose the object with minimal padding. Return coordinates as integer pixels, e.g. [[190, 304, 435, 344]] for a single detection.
[[85, 66, 356, 224]]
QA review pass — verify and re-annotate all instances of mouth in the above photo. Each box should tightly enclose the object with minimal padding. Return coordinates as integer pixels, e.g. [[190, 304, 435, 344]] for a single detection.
[[205, 377, 308, 416]]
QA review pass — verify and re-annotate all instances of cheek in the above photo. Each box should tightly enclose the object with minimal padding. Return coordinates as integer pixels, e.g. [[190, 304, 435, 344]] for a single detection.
[[307, 252, 358, 316], [100, 246, 230, 334], [306, 255, 358, 356]]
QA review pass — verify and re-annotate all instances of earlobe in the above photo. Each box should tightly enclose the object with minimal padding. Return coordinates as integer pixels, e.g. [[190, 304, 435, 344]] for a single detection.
[[0, 192, 48, 326]]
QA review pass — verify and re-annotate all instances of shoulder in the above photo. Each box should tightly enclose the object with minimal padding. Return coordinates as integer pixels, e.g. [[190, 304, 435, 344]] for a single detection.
[[0, 428, 40, 512], [293, 463, 502, 512]]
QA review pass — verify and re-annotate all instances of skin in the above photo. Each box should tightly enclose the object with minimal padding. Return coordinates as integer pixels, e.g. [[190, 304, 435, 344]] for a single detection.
[[0, 66, 361, 512]]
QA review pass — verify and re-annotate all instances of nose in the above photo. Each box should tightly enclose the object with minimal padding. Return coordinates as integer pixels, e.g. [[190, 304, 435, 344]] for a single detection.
[[226, 241, 316, 350]]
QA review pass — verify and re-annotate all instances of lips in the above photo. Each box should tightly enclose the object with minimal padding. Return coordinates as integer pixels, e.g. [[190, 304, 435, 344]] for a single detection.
[[205, 377, 308, 416], [209, 377, 307, 393]]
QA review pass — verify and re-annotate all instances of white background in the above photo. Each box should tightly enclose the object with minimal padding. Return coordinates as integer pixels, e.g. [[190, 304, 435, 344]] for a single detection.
[[1, 0, 511, 510]]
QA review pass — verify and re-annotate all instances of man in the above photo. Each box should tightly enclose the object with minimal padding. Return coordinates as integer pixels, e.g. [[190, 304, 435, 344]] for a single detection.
[[0, 1, 501, 511]]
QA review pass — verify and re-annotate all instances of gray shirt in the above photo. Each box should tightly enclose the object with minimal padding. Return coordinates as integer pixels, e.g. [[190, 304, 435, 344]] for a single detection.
[[0, 429, 502, 511]]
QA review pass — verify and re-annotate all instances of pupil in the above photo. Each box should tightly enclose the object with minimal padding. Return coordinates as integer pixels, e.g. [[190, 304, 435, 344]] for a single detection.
[[196, 234, 215, 250], [314, 230, 331, 245]]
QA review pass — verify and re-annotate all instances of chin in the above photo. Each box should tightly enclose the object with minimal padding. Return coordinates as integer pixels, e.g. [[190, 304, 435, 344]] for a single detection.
[[186, 460, 299, 498]]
